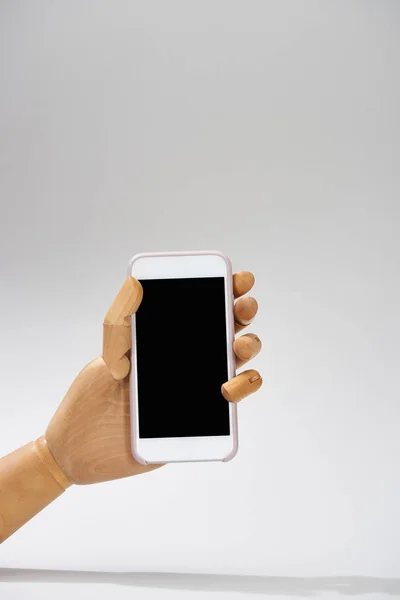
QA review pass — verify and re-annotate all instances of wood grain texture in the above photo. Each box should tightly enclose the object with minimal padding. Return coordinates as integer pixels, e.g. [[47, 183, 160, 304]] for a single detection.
[[103, 277, 143, 380], [0, 437, 71, 543], [234, 333, 262, 368], [232, 271, 255, 298], [102, 324, 131, 380], [46, 357, 161, 485], [44, 277, 158, 484], [234, 296, 258, 333], [222, 369, 263, 403]]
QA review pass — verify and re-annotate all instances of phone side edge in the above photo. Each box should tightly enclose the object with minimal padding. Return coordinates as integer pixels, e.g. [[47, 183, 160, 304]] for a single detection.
[[222, 253, 239, 462], [129, 304, 150, 465]]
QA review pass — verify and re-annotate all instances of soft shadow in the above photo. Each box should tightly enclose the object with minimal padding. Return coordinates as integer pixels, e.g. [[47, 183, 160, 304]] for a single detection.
[[0, 570, 399, 595]]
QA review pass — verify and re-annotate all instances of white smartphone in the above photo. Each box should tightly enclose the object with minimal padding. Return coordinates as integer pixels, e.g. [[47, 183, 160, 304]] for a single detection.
[[128, 251, 238, 464]]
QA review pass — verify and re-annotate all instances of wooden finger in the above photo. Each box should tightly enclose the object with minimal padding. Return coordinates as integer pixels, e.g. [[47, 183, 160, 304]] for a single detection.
[[221, 369, 262, 403], [103, 277, 143, 381], [104, 276, 143, 327], [234, 333, 262, 368], [234, 296, 258, 333], [102, 327, 131, 381], [233, 271, 255, 299]]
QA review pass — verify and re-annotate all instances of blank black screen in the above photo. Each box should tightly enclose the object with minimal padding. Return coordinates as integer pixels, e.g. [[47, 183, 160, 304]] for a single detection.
[[135, 277, 230, 438]]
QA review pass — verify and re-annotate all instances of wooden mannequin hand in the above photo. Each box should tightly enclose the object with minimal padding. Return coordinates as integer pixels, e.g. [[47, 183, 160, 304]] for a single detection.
[[45, 271, 262, 485], [0, 271, 262, 542]]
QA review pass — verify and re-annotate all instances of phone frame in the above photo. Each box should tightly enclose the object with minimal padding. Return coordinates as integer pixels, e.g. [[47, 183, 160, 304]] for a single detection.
[[128, 251, 238, 464]]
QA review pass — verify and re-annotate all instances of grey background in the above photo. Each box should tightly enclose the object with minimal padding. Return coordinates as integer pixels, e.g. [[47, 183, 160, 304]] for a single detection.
[[0, 0, 399, 591]]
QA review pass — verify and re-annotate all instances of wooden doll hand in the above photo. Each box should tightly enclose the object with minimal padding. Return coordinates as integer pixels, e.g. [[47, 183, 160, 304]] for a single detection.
[[45, 272, 262, 485], [0, 272, 262, 543]]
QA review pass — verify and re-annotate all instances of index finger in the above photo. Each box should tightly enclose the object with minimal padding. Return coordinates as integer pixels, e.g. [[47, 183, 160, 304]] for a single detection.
[[103, 277, 143, 380]]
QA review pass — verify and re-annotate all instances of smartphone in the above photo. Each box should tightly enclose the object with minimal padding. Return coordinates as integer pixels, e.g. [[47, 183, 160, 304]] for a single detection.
[[128, 251, 238, 464]]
